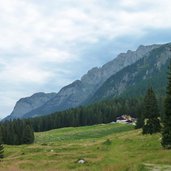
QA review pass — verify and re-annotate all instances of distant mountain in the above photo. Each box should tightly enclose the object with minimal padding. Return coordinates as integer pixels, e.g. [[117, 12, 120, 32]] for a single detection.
[[4, 43, 161, 120], [4, 92, 56, 120], [89, 43, 171, 103], [23, 44, 160, 118]]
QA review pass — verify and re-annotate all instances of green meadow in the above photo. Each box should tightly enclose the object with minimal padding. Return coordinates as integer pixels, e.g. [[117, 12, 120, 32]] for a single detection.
[[0, 123, 171, 171]]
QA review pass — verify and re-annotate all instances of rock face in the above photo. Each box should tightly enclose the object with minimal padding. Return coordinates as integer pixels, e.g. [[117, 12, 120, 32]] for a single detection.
[[23, 44, 161, 118], [5, 92, 56, 120], [5, 43, 162, 119], [89, 43, 171, 103], [81, 44, 160, 87]]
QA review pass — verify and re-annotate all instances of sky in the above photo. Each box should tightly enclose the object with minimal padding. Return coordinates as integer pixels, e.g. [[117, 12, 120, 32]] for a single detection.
[[1, 0, 171, 119]]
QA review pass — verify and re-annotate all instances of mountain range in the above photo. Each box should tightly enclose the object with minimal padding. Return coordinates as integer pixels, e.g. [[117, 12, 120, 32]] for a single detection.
[[4, 42, 171, 120]]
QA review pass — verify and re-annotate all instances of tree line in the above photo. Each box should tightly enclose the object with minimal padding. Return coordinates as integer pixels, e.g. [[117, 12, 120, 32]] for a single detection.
[[0, 97, 144, 146], [0, 120, 34, 145], [135, 62, 171, 149], [0, 62, 171, 151], [27, 97, 144, 132]]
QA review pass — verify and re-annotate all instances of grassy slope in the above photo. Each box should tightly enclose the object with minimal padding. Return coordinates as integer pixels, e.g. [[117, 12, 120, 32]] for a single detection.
[[0, 123, 171, 171]]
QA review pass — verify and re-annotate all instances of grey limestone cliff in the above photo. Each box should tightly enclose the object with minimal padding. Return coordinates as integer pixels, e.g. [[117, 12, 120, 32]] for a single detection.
[[23, 44, 161, 118], [81, 44, 161, 87], [5, 92, 56, 120], [89, 43, 171, 102]]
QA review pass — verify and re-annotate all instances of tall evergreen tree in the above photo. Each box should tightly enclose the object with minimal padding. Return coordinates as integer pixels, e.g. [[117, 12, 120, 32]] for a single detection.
[[0, 144, 4, 159], [142, 87, 161, 134], [161, 62, 171, 149], [22, 125, 34, 144], [0, 127, 4, 159], [135, 113, 144, 129], [0, 126, 3, 144]]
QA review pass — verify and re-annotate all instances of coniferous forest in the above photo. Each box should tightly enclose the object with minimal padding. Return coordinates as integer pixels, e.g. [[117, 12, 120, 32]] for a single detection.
[[0, 95, 165, 145], [142, 87, 161, 134], [0, 98, 144, 144], [0, 120, 34, 145], [0, 63, 171, 149], [162, 62, 171, 149]]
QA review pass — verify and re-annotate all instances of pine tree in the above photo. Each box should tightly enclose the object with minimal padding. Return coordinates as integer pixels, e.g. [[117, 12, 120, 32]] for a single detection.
[[0, 125, 4, 159], [0, 126, 3, 144], [135, 113, 144, 129], [142, 87, 161, 134], [161, 62, 171, 149], [0, 144, 4, 159], [22, 125, 34, 144]]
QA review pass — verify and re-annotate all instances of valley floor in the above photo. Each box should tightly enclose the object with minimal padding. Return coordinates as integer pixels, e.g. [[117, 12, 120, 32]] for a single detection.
[[0, 123, 171, 171]]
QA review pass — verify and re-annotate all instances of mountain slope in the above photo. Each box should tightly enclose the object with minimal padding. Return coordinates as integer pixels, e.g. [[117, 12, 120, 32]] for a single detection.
[[23, 44, 160, 118], [89, 43, 171, 103], [4, 43, 161, 119], [4, 92, 56, 120]]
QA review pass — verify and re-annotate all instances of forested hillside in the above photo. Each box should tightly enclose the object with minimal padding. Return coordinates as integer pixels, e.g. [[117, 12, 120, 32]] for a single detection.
[[88, 43, 171, 103]]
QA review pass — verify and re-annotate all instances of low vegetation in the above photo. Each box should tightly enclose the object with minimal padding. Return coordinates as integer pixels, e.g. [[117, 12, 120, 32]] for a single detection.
[[0, 123, 171, 171], [0, 50, 171, 170]]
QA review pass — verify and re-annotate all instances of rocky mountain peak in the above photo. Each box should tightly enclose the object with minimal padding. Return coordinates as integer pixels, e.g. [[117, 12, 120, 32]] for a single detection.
[[7, 92, 56, 119], [4, 43, 163, 120], [81, 44, 161, 88]]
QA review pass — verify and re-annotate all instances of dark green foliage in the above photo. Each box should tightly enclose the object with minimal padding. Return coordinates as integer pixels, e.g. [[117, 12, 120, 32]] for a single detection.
[[23, 125, 34, 144], [143, 118, 161, 134], [0, 96, 160, 143], [0, 126, 4, 159], [0, 98, 144, 135], [0, 144, 4, 159], [162, 62, 171, 149], [0, 126, 3, 144], [0, 120, 34, 145], [135, 113, 144, 129], [144, 88, 159, 119], [103, 139, 112, 145], [142, 87, 161, 134], [26, 98, 143, 133]]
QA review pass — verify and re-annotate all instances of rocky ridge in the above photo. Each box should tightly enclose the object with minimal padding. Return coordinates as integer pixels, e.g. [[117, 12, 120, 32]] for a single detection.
[[5, 44, 161, 119], [4, 92, 56, 120]]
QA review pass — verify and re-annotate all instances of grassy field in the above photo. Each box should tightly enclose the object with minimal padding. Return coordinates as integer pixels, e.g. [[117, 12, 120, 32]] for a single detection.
[[0, 123, 171, 171]]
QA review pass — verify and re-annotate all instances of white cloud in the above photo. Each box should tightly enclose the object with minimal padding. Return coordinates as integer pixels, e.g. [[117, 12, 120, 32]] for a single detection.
[[1, 0, 171, 118], [37, 48, 76, 63]]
